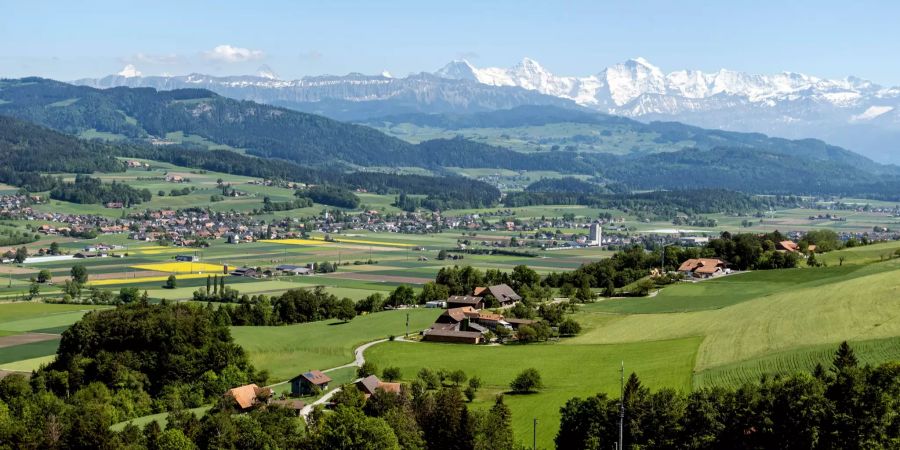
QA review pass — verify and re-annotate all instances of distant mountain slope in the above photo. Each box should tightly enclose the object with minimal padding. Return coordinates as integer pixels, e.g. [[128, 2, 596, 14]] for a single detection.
[[364, 105, 895, 174]]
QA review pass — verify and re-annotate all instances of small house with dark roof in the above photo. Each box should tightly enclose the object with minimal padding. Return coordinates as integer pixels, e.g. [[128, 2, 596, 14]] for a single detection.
[[290, 370, 332, 396], [474, 284, 521, 307], [446, 295, 485, 309]]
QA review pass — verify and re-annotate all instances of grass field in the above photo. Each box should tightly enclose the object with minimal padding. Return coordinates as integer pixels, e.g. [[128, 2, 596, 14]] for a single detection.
[[231, 308, 441, 381], [573, 258, 900, 373], [367, 337, 700, 449]]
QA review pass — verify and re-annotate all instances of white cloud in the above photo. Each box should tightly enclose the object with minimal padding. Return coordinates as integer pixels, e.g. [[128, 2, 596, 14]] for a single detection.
[[202, 44, 265, 63], [117, 64, 142, 77]]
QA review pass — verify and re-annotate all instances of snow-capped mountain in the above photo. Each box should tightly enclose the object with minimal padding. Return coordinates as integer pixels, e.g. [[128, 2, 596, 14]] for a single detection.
[[434, 57, 900, 162], [73, 69, 575, 121], [73, 58, 900, 162]]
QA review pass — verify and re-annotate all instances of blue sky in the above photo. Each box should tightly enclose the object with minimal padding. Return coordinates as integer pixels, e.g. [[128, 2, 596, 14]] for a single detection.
[[2, 0, 898, 84]]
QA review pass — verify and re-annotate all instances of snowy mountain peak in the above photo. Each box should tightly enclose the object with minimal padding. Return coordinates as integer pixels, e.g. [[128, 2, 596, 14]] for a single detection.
[[435, 60, 479, 81], [256, 65, 279, 80], [117, 64, 142, 78]]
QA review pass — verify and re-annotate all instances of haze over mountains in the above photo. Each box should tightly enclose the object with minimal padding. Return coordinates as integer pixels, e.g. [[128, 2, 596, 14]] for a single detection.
[[73, 58, 900, 163]]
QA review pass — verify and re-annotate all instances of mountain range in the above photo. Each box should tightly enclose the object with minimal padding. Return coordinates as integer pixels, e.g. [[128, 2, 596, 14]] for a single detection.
[[3, 78, 900, 199], [74, 58, 900, 163]]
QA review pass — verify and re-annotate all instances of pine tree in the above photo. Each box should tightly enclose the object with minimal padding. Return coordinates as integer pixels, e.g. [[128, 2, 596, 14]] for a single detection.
[[206, 275, 211, 295], [219, 275, 225, 295], [832, 341, 858, 372], [476, 395, 514, 450]]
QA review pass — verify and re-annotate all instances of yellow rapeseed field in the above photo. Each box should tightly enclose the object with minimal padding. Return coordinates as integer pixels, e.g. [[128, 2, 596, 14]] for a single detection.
[[131, 262, 232, 273]]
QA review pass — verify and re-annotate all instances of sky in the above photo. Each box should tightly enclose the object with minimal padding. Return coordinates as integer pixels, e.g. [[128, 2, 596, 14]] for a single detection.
[[2, 0, 899, 84]]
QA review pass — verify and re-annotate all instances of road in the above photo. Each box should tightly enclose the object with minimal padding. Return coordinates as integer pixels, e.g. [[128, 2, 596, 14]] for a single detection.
[[298, 336, 413, 417]]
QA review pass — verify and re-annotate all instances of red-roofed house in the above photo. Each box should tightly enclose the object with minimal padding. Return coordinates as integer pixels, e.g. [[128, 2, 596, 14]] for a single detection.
[[225, 384, 272, 411], [678, 258, 728, 279]]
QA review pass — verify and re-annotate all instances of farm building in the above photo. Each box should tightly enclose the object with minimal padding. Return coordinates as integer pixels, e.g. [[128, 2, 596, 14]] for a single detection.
[[276, 264, 313, 275], [224, 384, 272, 411], [290, 370, 332, 396], [175, 255, 199, 262], [473, 284, 522, 307], [678, 258, 729, 279], [422, 327, 484, 344], [231, 267, 259, 278], [356, 375, 402, 398], [446, 295, 485, 309]]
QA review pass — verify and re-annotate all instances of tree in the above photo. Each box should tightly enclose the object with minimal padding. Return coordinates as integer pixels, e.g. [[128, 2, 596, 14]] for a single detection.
[[417, 368, 440, 390], [70, 264, 88, 285], [314, 406, 400, 450], [14, 246, 28, 264], [165, 274, 177, 289], [575, 278, 594, 302], [511, 264, 540, 290], [206, 275, 211, 294], [417, 282, 449, 304], [832, 341, 858, 372], [387, 285, 415, 307], [49, 242, 60, 255], [156, 428, 197, 450], [37, 269, 52, 284], [335, 297, 356, 323], [382, 366, 402, 382], [219, 275, 225, 294], [476, 395, 514, 450], [449, 369, 467, 386], [510, 368, 543, 393], [358, 361, 378, 378]]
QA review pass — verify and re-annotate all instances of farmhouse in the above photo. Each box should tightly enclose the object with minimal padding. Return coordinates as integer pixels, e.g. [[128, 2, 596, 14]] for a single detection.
[[355, 375, 402, 398], [678, 258, 729, 279], [473, 283, 521, 307], [290, 370, 332, 396], [224, 383, 272, 411], [231, 267, 259, 278], [275, 264, 313, 275], [446, 295, 485, 309], [776, 240, 800, 252]]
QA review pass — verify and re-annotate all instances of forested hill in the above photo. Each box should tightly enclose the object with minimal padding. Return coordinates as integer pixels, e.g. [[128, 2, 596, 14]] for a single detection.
[[0, 115, 124, 174], [363, 105, 892, 174]]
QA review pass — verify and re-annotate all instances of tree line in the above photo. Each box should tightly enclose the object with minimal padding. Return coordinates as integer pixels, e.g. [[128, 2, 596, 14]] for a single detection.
[[556, 342, 900, 449]]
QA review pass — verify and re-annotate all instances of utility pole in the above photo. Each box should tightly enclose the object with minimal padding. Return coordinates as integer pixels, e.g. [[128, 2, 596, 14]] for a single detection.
[[619, 361, 625, 450], [533, 418, 538, 450], [405, 312, 409, 338]]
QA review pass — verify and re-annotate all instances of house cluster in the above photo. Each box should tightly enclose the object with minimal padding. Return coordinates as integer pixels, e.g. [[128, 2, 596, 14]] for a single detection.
[[125, 160, 150, 169], [678, 258, 730, 279], [422, 284, 534, 344], [808, 213, 846, 221], [230, 263, 315, 279]]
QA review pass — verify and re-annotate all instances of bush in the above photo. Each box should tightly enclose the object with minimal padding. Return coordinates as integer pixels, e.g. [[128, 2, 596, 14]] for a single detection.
[[510, 368, 543, 394], [558, 318, 582, 336]]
